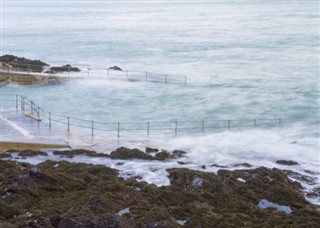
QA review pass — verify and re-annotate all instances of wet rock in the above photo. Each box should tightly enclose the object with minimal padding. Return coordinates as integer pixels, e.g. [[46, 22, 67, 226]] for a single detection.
[[53, 149, 110, 158], [0, 159, 319, 227], [276, 160, 300, 166], [211, 163, 228, 168], [172, 150, 187, 158], [49, 215, 78, 228], [154, 151, 171, 161], [110, 147, 153, 160], [233, 163, 252, 168], [0, 55, 48, 72], [17, 150, 48, 157], [284, 170, 317, 185], [0, 152, 12, 159], [108, 66, 122, 71], [145, 147, 159, 153], [47, 64, 81, 74]]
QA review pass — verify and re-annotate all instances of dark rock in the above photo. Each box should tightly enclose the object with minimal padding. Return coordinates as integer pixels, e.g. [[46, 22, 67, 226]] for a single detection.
[[49, 215, 78, 228], [47, 64, 81, 74], [0, 55, 48, 72], [284, 170, 317, 185], [201, 165, 206, 169], [0, 159, 319, 227], [177, 161, 188, 165], [145, 147, 159, 153], [211, 164, 228, 168], [108, 66, 122, 71], [53, 149, 110, 158], [172, 150, 187, 158], [0, 152, 12, 159], [18, 150, 48, 157], [110, 147, 154, 160], [233, 163, 252, 168], [154, 151, 171, 161], [276, 160, 300, 166]]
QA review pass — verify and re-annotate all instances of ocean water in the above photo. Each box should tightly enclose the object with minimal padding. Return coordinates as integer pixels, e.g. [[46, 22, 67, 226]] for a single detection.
[[1, 1, 319, 203]]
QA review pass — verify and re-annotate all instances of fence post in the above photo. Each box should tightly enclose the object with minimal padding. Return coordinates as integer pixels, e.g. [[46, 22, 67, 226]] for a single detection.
[[22, 97, 24, 111], [16, 95, 18, 110], [117, 122, 120, 138], [31, 102, 34, 115], [175, 121, 178, 135], [228, 120, 231, 129], [279, 118, 282, 126], [49, 112, 51, 128], [254, 119, 256, 128], [184, 76, 187, 85], [201, 120, 204, 133], [67, 117, 70, 133], [147, 122, 150, 136], [165, 74, 167, 83], [91, 121, 94, 137], [37, 106, 40, 121]]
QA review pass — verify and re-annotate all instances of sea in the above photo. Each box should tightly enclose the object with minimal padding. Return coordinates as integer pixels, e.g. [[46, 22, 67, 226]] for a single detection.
[[0, 0, 319, 204]]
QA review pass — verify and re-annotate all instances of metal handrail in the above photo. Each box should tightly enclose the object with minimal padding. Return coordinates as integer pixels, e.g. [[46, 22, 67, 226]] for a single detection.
[[1, 94, 283, 138], [0, 62, 188, 84]]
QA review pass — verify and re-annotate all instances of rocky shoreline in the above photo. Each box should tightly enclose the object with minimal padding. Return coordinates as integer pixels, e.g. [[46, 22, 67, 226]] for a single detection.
[[0, 147, 319, 227], [0, 55, 80, 85]]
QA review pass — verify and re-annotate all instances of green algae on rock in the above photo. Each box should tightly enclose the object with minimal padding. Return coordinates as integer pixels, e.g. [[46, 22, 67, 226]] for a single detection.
[[0, 159, 319, 227], [53, 149, 110, 158]]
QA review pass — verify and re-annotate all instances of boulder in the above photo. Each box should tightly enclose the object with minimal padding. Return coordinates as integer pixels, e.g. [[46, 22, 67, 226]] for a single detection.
[[47, 64, 81, 74], [108, 66, 122, 71], [145, 147, 159, 153], [110, 147, 154, 160]]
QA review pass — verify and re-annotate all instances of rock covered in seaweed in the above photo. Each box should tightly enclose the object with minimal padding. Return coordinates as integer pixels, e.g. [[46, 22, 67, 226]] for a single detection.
[[0, 159, 319, 227], [46, 64, 81, 74], [0, 54, 48, 72]]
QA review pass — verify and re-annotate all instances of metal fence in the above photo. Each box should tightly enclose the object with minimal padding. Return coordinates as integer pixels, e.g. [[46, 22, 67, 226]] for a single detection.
[[1, 94, 282, 139], [0, 62, 188, 84]]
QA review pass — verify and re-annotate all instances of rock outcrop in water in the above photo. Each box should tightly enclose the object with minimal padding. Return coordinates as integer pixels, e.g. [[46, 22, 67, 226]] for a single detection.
[[0, 156, 319, 227], [0, 55, 48, 73], [46, 64, 81, 74], [108, 65, 122, 71]]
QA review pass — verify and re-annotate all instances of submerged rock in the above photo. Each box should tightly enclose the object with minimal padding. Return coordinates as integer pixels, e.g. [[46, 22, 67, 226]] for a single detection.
[[276, 160, 300, 166]]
